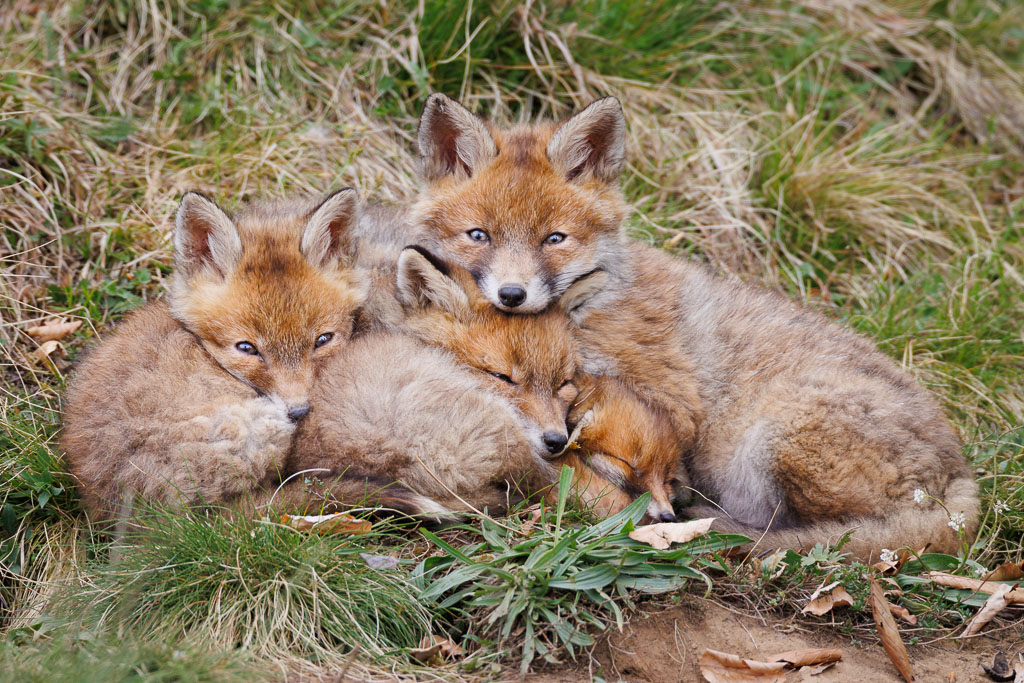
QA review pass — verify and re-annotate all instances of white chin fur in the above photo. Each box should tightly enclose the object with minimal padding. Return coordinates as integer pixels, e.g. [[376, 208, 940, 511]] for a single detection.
[[480, 273, 552, 313]]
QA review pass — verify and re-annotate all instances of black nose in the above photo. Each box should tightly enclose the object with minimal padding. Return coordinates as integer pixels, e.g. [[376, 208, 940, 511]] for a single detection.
[[658, 511, 677, 523], [498, 285, 527, 307], [542, 432, 568, 454], [287, 404, 310, 422]]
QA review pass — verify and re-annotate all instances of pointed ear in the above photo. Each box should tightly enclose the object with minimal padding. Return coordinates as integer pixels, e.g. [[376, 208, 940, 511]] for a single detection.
[[174, 192, 241, 278], [560, 269, 610, 316], [395, 246, 470, 316], [301, 188, 358, 268], [546, 97, 626, 184], [417, 93, 497, 183]]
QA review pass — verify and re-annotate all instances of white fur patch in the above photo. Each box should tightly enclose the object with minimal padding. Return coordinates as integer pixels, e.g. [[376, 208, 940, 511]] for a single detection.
[[479, 271, 551, 313]]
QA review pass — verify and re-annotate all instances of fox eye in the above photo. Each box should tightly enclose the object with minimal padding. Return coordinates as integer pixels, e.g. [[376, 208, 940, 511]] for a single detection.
[[487, 370, 516, 385], [314, 332, 334, 349], [544, 232, 566, 245], [235, 341, 259, 356], [467, 228, 490, 243]]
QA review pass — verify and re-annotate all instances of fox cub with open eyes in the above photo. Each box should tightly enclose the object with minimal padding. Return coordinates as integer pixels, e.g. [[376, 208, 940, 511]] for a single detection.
[[366, 246, 687, 520], [63, 190, 367, 520], [411, 93, 978, 561]]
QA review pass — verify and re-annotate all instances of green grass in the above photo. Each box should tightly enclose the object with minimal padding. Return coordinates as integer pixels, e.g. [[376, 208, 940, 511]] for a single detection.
[[2, 0, 1024, 677], [415, 469, 748, 673]]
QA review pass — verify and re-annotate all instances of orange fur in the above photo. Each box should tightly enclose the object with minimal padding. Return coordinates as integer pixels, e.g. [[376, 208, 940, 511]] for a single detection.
[[410, 95, 979, 561], [63, 191, 366, 519]]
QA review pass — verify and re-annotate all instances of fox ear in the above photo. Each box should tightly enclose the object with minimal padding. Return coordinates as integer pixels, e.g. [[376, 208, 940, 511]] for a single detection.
[[174, 192, 241, 278], [396, 246, 470, 316], [546, 97, 625, 184], [560, 269, 610, 318], [418, 93, 497, 183], [301, 188, 358, 269]]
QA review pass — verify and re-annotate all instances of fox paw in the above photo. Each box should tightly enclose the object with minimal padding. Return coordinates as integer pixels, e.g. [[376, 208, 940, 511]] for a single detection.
[[202, 396, 295, 471]]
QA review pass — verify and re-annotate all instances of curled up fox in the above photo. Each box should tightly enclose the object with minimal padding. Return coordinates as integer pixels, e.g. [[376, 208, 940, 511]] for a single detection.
[[63, 94, 979, 564], [403, 93, 979, 560]]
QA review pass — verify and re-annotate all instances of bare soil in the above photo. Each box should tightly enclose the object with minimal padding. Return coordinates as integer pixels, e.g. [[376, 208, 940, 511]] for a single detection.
[[527, 599, 1023, 682]]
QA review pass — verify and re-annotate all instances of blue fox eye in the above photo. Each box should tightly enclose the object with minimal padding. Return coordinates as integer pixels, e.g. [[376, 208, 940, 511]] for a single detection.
[[467, 229, 490, 243], [314, 332, 333, 349], [544, 232, 566, 245], [235, 341, 259, 356]]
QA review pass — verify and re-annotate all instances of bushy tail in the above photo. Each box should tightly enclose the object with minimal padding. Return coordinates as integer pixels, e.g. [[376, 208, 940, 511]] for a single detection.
[[685, 475, 980, 563]]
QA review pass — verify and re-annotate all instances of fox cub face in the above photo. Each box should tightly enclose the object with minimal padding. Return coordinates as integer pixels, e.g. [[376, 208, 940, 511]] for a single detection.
[[169, 190, 367, 420], [412, 94, 629, 313], [395, 247, 607, 459], [569, 375, 687, 523]]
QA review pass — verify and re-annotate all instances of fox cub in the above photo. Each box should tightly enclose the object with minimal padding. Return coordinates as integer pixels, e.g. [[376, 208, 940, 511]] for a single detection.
[[409, 93, 978, 560], [364, 246, 684, 519], [64, 191, 366, 520], [565, 374, 688, 522]]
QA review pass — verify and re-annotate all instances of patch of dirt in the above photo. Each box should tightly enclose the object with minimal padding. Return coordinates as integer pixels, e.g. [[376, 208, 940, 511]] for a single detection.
[[528, 598, 1023, 682]]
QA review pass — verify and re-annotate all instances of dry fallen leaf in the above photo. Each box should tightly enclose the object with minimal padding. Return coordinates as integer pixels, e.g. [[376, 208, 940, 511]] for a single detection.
[[872, 548, 912, 576], [32, 340, 60, 364], [802, 586, 853, 616], [985, 562, 1024, 582], [925, 572, 1024, 602], [981, 652, 1015, 681], [629, 517, 715, 550], [280, 512, 372, 535], [870, 579, 913, 682], [768, 648, 842, 668], [519, 505, 543, 537], [698, 649, 787, 683], [887, 603, 918, 625], [964, 584, 1014, 637], [26, 319, 81, 343], [410, 634, 463, 665], [808, 662, 837, 676], [359, 553, 399, 570]]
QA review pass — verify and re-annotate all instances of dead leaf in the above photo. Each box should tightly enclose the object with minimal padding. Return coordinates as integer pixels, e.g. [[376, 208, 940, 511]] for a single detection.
[[870, 578, 913, 682], [808, 662, 837, 675], [32, 340, 60, 364], [26, 320, 81, 343], [410, 634, 463, 665], [887, 603, 918, 625], [872, 548, 913, 576], [359, 553, 399, 570], [698, 649, 787, 683], [280, 512, 372, 535], [982, 652, 1014, 681], [519, 505, 543, 536], [925, 572, 1024, 602], [629, 517, 715, 550], [985, 563, 1024, 582], [768, 648, 842, 668], [802, 586, 853, 616], [964, 584, 1013, 637]]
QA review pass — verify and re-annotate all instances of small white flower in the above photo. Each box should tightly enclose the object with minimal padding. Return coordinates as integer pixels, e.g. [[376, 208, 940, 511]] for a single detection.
[[994, 500, 1009, 515], [974, 565, 989, 578], [913, 489, 927, 504], [879, 548, 898, 564], [948, 511, 966, 532]]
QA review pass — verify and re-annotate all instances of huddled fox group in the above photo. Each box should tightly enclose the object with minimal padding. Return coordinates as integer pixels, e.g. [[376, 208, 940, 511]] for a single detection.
[[63, 95, 980, 561]]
